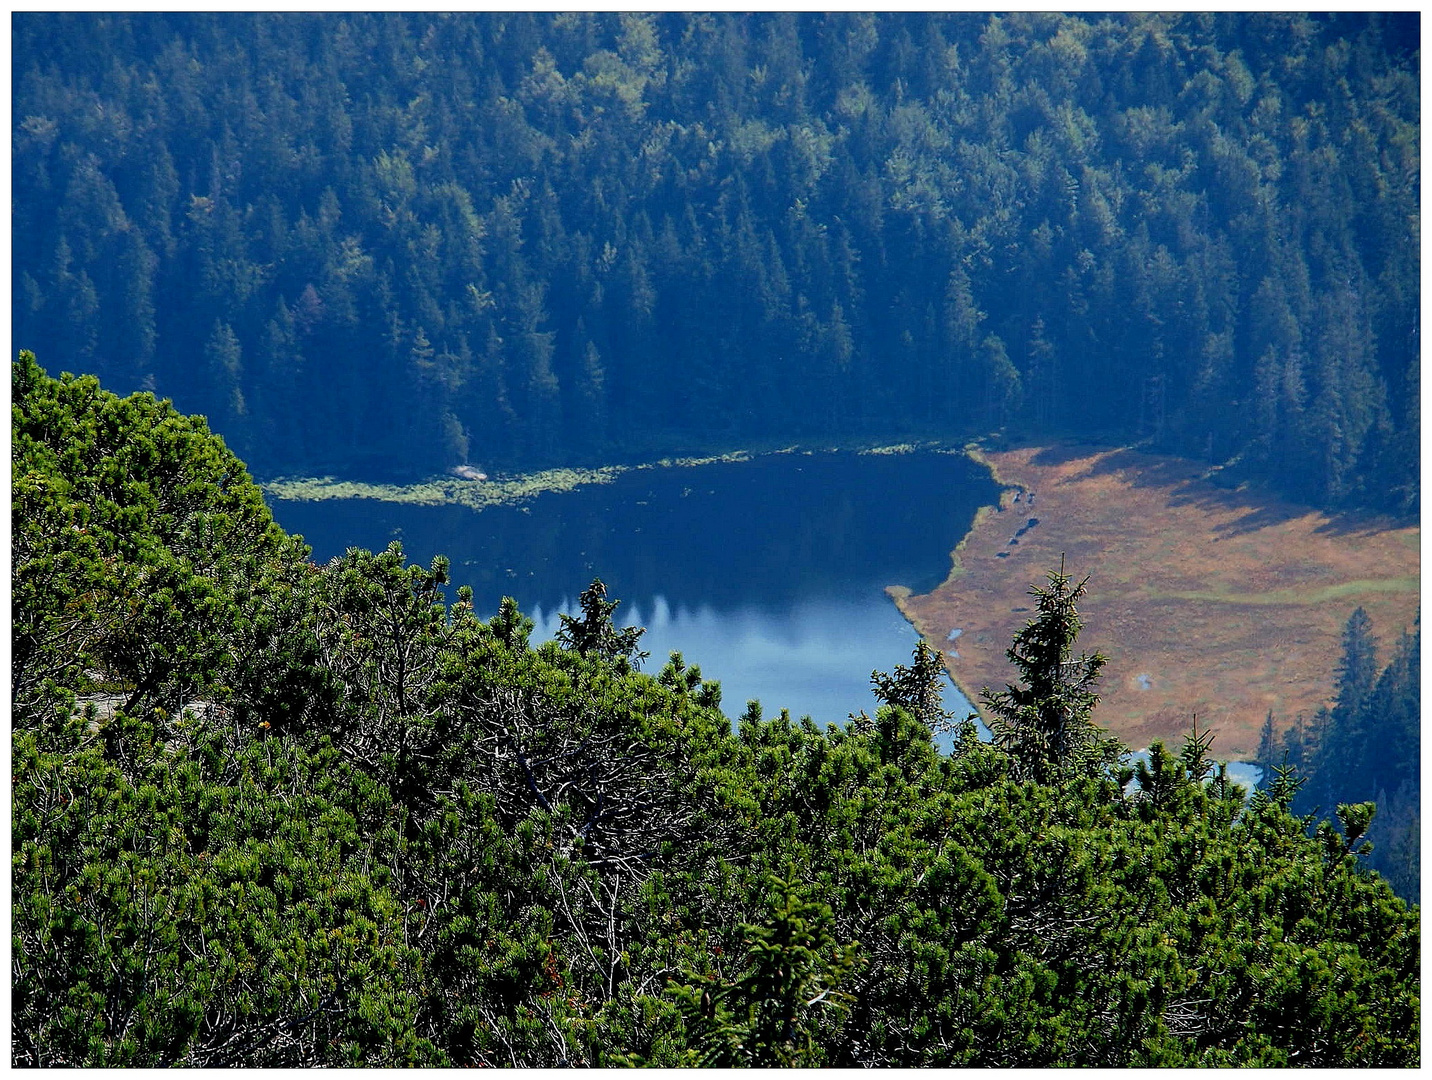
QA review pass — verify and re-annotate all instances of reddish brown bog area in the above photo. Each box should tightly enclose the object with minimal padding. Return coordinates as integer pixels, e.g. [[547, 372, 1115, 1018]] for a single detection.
[[893, 444, 1421, 759]]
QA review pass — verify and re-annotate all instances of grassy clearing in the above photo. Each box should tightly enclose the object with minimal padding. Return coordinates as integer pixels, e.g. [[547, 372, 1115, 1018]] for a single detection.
[[895, 443, 1420, 759]]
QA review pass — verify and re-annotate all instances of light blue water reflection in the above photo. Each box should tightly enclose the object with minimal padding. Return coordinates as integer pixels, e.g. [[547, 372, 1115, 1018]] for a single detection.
[[525, 591, 977, 730]]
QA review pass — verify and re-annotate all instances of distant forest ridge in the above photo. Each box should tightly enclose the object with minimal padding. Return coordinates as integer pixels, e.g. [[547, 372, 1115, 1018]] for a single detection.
[[13, 12, 1419, 511]]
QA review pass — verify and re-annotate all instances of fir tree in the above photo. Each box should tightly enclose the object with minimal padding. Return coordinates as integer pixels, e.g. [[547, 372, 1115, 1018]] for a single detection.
[[980, 558, 1121, 784]]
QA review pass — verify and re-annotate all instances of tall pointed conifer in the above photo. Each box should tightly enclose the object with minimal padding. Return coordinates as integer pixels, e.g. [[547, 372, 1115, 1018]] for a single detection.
[[981, 559, 1120, 783]]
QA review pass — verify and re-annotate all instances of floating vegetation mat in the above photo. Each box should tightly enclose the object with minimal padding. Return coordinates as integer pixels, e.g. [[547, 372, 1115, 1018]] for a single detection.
[[264, 465, 627, 511], [264, 444, 982, 510], [263, 450, 777, 510]]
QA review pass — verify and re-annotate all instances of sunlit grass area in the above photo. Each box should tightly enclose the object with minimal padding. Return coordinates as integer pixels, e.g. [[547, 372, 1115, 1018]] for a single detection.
[[897, 444, 1420, 759]]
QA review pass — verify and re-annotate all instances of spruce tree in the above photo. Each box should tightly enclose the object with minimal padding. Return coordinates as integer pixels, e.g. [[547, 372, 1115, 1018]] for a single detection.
[[1255, 709, 1278, 786], [555, 578, 648, 668], [870, 640, 956, 737], [980, 559, 1121, 784], [1310, 607, 1379, 808]]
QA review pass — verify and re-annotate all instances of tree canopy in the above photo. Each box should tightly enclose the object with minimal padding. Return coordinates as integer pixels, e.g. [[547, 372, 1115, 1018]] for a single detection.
[[1256, 605, 1421, 902], [12, 13, 1420, 512]]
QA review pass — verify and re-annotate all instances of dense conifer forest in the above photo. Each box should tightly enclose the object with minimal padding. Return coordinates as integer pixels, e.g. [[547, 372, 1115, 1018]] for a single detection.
[[12, 12, 1420, 511], [1255, 607, 1421, 901], [10, 355, 1420, 1066], [11, 13, 1422, 1066]]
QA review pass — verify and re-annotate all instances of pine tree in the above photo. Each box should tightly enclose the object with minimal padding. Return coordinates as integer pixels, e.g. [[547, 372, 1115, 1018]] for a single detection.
[[554, 578, 648, 668], [1255, 709, 1277, 785], [1333, 607, 1380, 722], [203, 319, 246, 431], [980, 560, 1121, 784], [1311, 607, 1379, 806], [1254, 707, 1277, 767], [1280, 713, 1310, 776], [1025, 316, 1058, 427], [655, 877, 860, 1068]]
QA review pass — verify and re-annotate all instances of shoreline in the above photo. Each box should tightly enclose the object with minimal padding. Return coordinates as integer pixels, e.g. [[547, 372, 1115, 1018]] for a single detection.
[[885, 440, 1020, 732], [268, 437, 1415, 762], [261, 438, 974, 511]]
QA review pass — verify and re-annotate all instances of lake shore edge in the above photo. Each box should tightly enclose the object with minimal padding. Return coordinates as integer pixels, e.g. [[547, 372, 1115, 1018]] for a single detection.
[[261, 438, 982, 511]]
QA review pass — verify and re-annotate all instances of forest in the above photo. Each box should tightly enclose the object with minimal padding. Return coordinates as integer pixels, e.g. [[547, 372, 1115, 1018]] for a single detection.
[[1255, 606, 1421, 901], [11, 12, 1420, 512], [11, 12, 1422, 1066], [10, 354, 1420, 1066]]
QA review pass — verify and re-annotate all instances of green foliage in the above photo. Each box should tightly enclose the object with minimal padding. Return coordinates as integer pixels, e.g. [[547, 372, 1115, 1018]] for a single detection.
[[981, 560, 1122, 784], [12, 351, 301, 719], [870, 639, 957, 737], [554, 577, 649, 669], [11, 700, 440, 1066], [1261, 607, 1422, 900], [12, 14, 1420, 512], [653, 878, 861, 1067], [11, 365, 1420, 1065]]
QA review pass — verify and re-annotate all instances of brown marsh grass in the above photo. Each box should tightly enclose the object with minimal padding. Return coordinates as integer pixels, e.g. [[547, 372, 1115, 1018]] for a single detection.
[[893, 444, 1420, 760]]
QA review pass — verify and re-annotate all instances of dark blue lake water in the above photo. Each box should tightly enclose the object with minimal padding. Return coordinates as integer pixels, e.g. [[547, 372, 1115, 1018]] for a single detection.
[[269, 450, 998, 731]]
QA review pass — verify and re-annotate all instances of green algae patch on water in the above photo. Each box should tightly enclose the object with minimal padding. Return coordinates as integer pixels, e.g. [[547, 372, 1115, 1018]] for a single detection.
[[265, 465, 628, 511]]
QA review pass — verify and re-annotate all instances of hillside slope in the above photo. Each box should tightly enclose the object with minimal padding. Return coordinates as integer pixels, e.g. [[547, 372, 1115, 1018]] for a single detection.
[[12, 357, 1420, 1066]]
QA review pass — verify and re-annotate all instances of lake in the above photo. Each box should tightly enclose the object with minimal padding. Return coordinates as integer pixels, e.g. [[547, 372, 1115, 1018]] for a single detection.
[[267, 448, 1263, 787], [269, 449, 998, 732]]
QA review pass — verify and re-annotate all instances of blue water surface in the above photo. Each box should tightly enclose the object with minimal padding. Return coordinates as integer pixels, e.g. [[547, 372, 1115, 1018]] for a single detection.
[[271, 450, 995, 729]]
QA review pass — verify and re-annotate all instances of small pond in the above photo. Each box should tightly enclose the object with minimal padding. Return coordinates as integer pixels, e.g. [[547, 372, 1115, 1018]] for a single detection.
[[269, 449, 1263, 785], [270, 450, 997, 734]]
